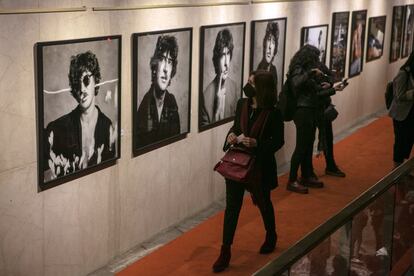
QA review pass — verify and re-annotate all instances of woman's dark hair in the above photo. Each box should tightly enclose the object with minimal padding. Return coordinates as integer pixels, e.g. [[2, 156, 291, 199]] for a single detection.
[[212, 28, 234, 75], [254, 70, 276, 108], [288, 44, 320, 74], [262, 21, 279, 62], [150, 35, 179, 85], [68, 51, 101, 99], [401, 50, 414, 75]]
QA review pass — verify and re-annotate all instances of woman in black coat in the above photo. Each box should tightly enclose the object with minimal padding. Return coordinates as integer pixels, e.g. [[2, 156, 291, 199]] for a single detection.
[[389, 51, 414, 167], [212, 70, 284, 273], [286, 45, 345, 194]]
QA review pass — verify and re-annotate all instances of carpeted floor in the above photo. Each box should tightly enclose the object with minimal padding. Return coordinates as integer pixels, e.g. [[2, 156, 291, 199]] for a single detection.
[[118, 116, 395, 276]]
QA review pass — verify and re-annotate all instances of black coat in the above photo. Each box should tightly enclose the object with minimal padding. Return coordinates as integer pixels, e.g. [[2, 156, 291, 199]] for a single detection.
[[224, 98, 284, 190], [44, 105, 115, 175], [290, 65, 336, 109], [135, 85, 180, 148]]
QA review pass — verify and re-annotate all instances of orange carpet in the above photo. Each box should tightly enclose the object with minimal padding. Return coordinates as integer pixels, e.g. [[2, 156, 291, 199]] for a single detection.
[[118, 116, 395, 276]]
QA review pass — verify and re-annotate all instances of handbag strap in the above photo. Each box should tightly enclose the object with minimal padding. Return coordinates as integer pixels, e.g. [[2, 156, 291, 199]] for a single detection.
[[240, 99, 270, 140]]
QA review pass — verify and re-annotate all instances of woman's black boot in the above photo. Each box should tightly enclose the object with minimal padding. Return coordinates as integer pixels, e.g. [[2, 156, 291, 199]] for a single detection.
[[212, 245, 231, 273], [259, 231, 277, 254]]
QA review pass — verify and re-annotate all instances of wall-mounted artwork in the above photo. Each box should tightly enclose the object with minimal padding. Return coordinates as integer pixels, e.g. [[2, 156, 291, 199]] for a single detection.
[[401, 5, 414, 58], [35, 36, 121, 191], [132, 28, 192, 156], [366, 16, 387, 62], [300, 24, 329, 64], [199, 22, 245, 132], [250, 18, 287, 95], [348, 10, 367, 78], [330, 12, 350, 83], [390, 6, 404, 63]]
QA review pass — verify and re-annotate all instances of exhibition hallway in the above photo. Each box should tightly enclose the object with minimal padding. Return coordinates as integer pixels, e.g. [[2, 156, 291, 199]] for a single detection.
[[117, 115, 395, 276]]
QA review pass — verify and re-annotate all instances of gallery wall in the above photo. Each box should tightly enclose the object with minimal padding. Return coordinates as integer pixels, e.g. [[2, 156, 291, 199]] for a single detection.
[[0, 0, 412, 275]]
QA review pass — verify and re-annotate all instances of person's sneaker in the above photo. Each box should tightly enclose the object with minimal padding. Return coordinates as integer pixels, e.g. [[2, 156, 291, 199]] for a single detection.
[[375, 247, 389, 256], [300, 176, 324, 188], [325, 167, 346, 177], [286, 180, 309, 194]]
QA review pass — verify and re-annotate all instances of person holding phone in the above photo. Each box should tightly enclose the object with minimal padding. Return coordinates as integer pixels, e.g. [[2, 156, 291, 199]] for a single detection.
[[286, 45, 345, 194], [315, 66, 347, 178]]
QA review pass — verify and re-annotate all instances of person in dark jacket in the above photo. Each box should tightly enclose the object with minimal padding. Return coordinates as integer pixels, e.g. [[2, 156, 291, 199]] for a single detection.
[[44, 51, 116, 181], [389, 51, 414, 167], [315, 63, 346, 178], [286, 45, 345, 194], [136, 35, 181, 149], [212, 70, 284, 273]]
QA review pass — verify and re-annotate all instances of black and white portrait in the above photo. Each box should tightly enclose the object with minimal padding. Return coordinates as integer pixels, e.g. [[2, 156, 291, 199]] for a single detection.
[[199, 22, 245, 132], [36, 36, 121, 190], [390, 6, 404, 63], [132, 28, 192, 156], [330, 12, 350, 83], [250, 18, 287, 96], [349, 10, 367, 78], [301, 24, 329, 64], [402, 5, 414, 58], [366, 16, 386, 62]]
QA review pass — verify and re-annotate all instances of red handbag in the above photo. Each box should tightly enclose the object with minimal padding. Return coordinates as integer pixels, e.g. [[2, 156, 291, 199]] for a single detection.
[[214, 100, 269, 184], [214, 146, 257, 184]]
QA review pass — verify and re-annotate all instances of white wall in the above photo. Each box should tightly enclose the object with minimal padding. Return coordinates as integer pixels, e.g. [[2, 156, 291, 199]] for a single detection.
[[0, 0, 411, 275]]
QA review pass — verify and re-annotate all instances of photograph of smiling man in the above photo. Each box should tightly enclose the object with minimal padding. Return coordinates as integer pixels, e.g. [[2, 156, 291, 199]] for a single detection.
[[199, 23, 245, 131], [133, 28, 192, 156], [36, 36, 121, 190]]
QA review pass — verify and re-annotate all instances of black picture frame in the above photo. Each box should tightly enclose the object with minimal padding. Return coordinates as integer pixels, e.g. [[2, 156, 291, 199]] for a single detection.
[[366, 16, 387, 62], [250, 17, 287, 95], [390, 6, 404, 63], [132, 28, 193, 157], [401, 5, 414, 58], [348, 10, 367, 78], [35, 35, 122, 191], [198, 22, 246, 132], [330, 11, 350, 83], [300, 24, 329, 65]]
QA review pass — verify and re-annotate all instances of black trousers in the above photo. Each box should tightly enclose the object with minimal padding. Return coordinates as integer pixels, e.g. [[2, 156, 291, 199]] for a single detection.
[[289, 108, 317, 181], [222, 179, 275, 246], [393, 106, 414, 163], [317, 119, 337, 170]]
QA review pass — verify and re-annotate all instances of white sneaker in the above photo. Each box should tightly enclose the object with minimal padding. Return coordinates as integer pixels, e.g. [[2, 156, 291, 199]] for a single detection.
[[375, 247, 388, 256]]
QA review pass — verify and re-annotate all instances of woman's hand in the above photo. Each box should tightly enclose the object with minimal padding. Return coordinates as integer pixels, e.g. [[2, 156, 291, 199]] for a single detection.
[[321, 82, 332, 89], [227, 132, 238, 145], [241, 137, 257, 148], [334, 82, 346, 91]]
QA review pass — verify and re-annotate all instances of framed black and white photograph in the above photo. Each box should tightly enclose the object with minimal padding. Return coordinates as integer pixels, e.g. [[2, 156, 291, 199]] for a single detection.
[[366, 16, 386, 62], [330, 12, 350, 83], [300, 24, 329, 64], [132, 28, 192, 156], [401, 5, 414, 58], [35, 35, 121, 191], [348, 10, 367, 78], [250, 18, 287, 95], [390, 6, 404, 62], [199, 22, 246, 132]]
